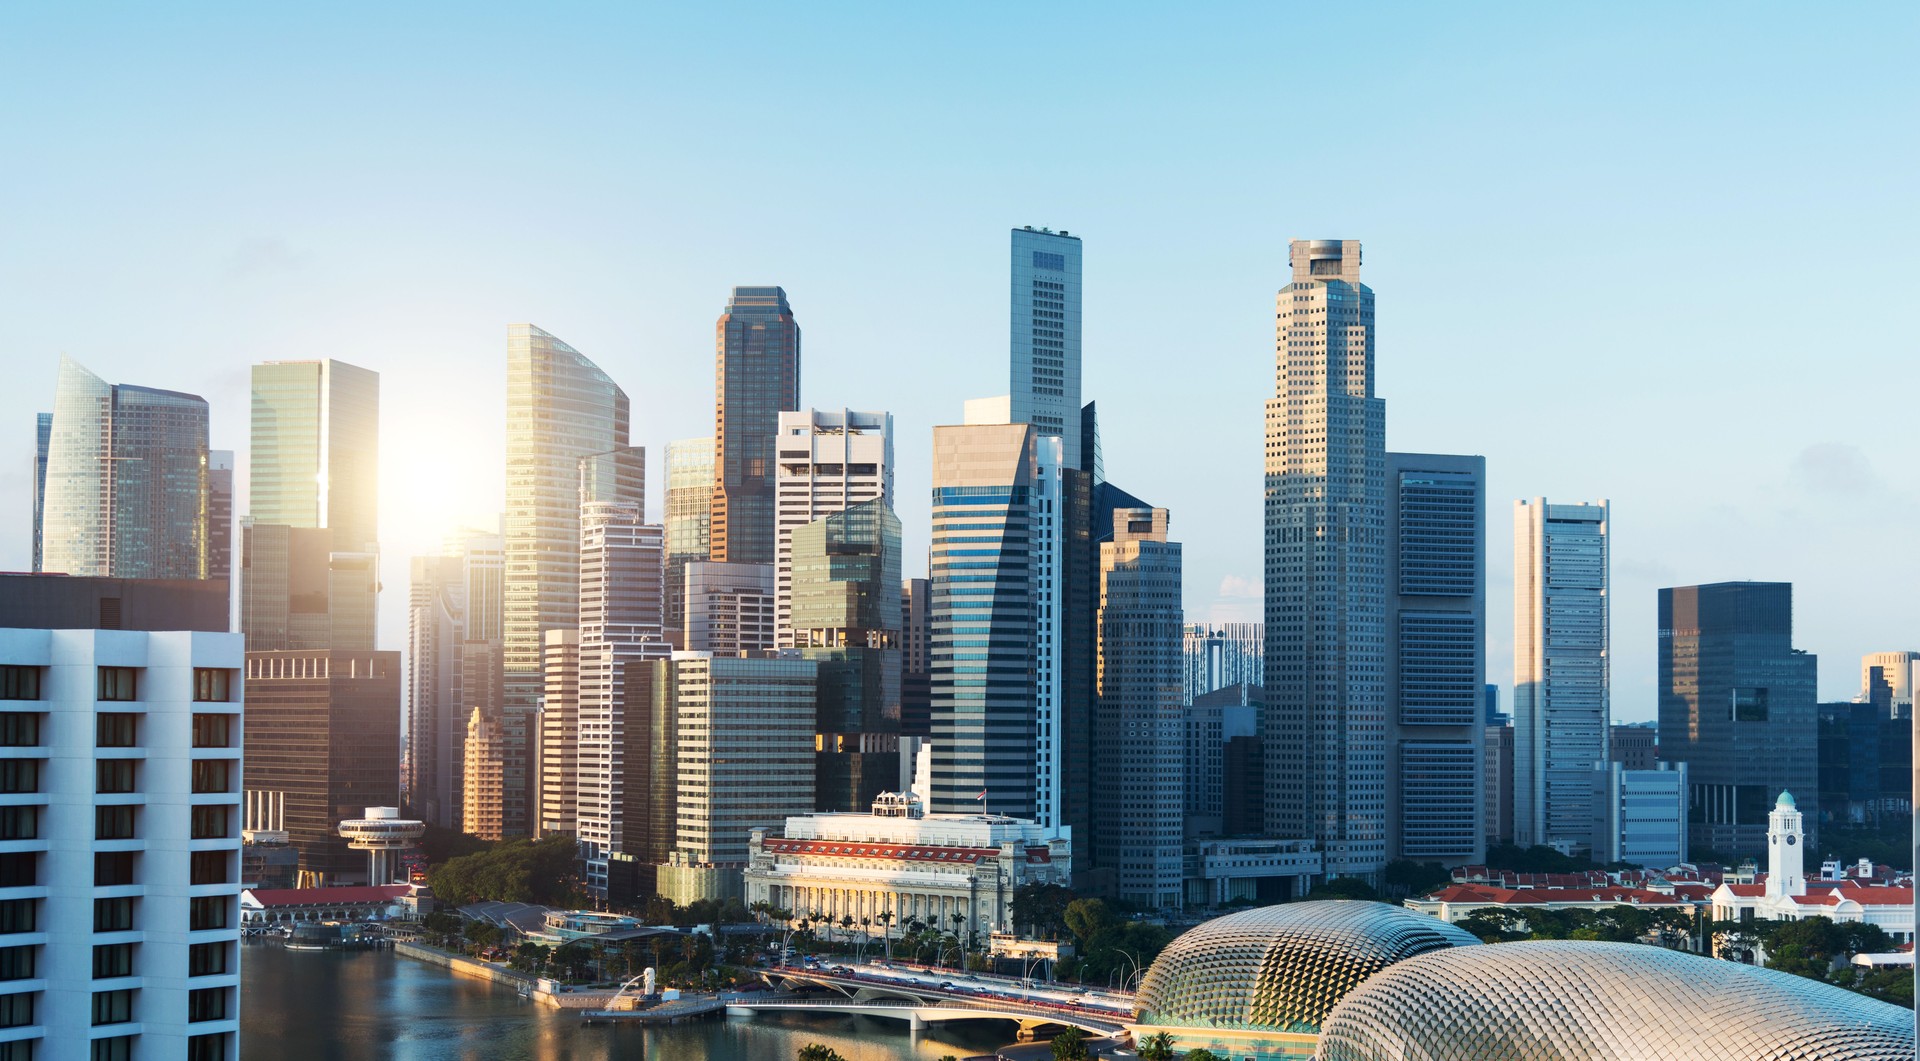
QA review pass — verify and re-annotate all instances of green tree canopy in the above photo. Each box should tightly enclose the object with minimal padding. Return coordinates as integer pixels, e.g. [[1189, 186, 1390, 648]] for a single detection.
[[426, 833, 581, 906]]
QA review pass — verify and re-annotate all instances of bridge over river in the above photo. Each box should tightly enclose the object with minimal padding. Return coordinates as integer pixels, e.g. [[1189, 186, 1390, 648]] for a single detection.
[[737, 967, 1133, 1038]]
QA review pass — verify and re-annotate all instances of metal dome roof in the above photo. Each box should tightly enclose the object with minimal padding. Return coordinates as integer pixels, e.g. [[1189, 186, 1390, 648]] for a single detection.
[[1133, 901, 1480, 1033], [1317, 940, 1914, 1061]]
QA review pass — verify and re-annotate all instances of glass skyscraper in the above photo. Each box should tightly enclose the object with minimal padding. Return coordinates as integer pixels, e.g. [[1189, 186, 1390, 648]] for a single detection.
[[503, 323, 636, 837], [1009, 227, 1083, 470], [1263, 240, 1388, 880], [38, 356, 211, 580], [711, 287, 800, 567], [664, 437, 714, 648]]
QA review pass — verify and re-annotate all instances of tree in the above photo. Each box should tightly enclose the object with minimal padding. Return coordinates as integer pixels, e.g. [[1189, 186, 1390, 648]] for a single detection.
[[1182, 1050, 1223, 1061], [1138, 1030, 1175, 1060], [1383, 860, 1451, 899], [1050, 1028, 1089, 1061], [1012, 883, 1074, 938], [797, 1045, 846, 1061], [876, 911, 895, 958], [426, 833, 583, 907], [1063, 899, 1116, 946], [1305, 876, 1381, 902]]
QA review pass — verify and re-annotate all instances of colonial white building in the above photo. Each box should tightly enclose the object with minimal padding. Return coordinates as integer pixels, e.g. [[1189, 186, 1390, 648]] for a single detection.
[[743, 794, 1070, 941], [1710, 792, 1915, 945]]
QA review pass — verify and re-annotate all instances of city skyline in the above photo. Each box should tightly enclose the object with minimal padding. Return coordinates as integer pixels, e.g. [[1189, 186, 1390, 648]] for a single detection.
[[3, 6, 1913, 715]]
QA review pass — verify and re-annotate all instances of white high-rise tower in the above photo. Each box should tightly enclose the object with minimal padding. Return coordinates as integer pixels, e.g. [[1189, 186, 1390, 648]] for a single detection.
[[773, 409, 893, 646], [1764, 791, 1806, 900]]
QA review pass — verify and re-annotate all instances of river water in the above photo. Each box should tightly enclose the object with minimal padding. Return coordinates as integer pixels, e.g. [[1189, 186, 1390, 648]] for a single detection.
[[240, 942, 1013, 1060]]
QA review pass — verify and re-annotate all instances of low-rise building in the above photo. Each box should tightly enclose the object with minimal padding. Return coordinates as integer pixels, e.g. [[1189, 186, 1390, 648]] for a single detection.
[[743, 793, 1069, 942], [1184, 838, 1322, 907], [1707, 792, 1915, 945], [240, 885, 415, 928], [1405, 882, 1693, 925]]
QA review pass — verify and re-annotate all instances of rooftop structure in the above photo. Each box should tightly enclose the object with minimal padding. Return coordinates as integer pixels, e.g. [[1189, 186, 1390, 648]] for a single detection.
[[337, 806, 425, 886]]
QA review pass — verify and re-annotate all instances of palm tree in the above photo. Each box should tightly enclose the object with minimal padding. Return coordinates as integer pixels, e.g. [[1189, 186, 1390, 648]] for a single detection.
[[1137, 1031, 1175, 1061], [876, 911, 895, 959]]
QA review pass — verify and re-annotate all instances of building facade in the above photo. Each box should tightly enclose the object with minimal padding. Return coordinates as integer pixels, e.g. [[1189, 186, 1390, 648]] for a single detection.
[[711, 287, 801, 568], [404, 527, 503, 831], [1182, 623, 1263, 705], [900, 578, 932, 738], [664, 438, 715, 649], [1513, 498, 1609, 853], [1386, 453, 1485, 866], [774, 409, 893, 647], [462, 707, 506, 843], [1186, 684, 1260, 841], [0, 625, 243, 1061], [502, 323, 636, 838], [1860, 652, 1918, 709], [1008, 227, 1083, 471], [1658, 581, 1818, 858], [38, 356, 211, 581], [1589, 761, 1688, 867], [682, 562, 775, 655], [1484, 724, 1514, 847], [1264, 239, 1388, 880], [536, 629, 580, 838]]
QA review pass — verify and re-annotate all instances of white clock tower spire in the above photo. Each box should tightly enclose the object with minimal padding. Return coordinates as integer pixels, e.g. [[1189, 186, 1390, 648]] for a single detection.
[[1764, 791, 1806, 900]]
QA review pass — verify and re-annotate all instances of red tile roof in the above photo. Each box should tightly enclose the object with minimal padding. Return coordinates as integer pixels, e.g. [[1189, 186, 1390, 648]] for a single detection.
[[1424, 883, 1685, 906], [763, 839, 1051, 864], [245, 885, 410, 907]]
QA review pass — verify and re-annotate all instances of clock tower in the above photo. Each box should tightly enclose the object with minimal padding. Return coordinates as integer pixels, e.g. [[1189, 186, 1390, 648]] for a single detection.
[[1764, 790, 1806, 900]]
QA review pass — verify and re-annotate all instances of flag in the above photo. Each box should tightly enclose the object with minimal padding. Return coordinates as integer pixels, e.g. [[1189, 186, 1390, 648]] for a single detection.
[[976, 789, 987, 802]]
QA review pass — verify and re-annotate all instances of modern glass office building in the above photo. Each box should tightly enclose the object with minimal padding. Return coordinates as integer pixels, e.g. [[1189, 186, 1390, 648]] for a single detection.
[[774, 409, 892, 647], [711, 287, 800, 568], [38, 356, 211, 581], [248, 360, 379, 554], [664, 437, 714, 648], [1009, 227, 1083, 470], [1263, 240, 1388, 880]]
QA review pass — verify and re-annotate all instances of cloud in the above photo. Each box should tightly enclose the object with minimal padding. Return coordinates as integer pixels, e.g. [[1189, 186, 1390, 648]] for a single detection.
[[1790, 443, 1880, 496], [227, 237, 310, 278], [1216, 574, 1261, 599]]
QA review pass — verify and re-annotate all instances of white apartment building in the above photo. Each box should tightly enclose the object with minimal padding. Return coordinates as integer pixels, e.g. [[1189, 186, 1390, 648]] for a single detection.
[[0, 628, 244, 1061], [774, 410, 893, 647]]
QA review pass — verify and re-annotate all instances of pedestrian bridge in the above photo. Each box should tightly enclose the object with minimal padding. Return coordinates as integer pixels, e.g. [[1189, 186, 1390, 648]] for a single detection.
[[726, 995, 1129, 1037]]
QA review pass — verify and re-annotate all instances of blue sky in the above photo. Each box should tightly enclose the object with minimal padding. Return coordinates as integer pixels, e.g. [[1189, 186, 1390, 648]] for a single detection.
[[2, 3, 1913, 715]]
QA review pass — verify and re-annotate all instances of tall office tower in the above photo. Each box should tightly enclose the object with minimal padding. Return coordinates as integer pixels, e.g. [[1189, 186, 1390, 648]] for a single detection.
[[929, 420, 1038, 818], [1386, 453, 1486, 867], [207, 450, 234, 582], [1008, 227, 1083, 469], [774, 409, 894, 646], [790, 499, 903, 812], [503, 324, 636, 838], [710, 287, 801, 567], [536, 629, 580, 838], [1182, 623, 1265, 704], [682, 561, 775, 654], [1657, 581, 1819, 857], [403, 528, 503, 830], [1610, 723, 1658, 770], [1484, 723, 1515, 846], [665, 438, 715, 648], [639, 653, 817, 905], [1263, 239, 1387, 880], [1860, 652, 1918, 709], [574, 496, 670, 898], [31, 412, 51, 573], [241, 650, 400, 881], [1185, 684, 1261, 840], [1093, 505, 1184, 908], [900, 578, 932, 737], [0, 610, 244, 1061], [1513, 498, 1609, 853], [462, 707, 507, 842], [242, 359, 380, 652], [38, 356, 211, 580]]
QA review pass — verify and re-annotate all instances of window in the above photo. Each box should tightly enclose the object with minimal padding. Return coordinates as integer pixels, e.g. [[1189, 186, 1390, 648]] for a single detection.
[[0, 856, 34, 889], [190, 805, 229, 840], [187, 986, 226, 1022], [91, 1038, 132, 1061], [192, 669, 231, 703], [93, 898, 133, 932], [0, 947, 33, 981], [91, 988, 133, 1025], [189, 897, 227, 931], [95, 806, 135, 841], [96, 759, 136, 794], [91, 943, 131, 979], [96, 668, 137, 702], [0, 1037, 31, 1061], [0, 761, 37, 795], [93, 853, 134, 887], [0, 992, 32, 1028], [0, 808, 35, 842], [191, 713, 232, 748], [1733, 686, 1769, 722], [190, 760, 230, 794], [96, 713, 138, 748], [188, 942, 229, 977], [187, 1033, 229, 1061], [0, 901, 35, 934], [190, 851, 229, 887], [0, 669, 38, 702], [0, 715, 39, 746]]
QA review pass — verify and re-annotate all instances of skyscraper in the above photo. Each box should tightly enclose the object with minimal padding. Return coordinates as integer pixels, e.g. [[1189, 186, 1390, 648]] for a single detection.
[[404, 527, 502, 830], [774, 409, 893, 646], [241, 359, 380, 652], [900, 577, 932, 738], [929, 420, 1038, 817], [1513, 498, 1609, 853], [1182, 623, 1264, 705], [1860, 651, 1918, 709], [536, 628, 581, 838], [711, 287, 800, 567], [1263, 240, 1388, 880], [791, 499, 903, 812], [1009, 227, 1083, 470], [1387, 452, 1486, 866], [1658, 581, 1818, 857], [38, 356, 211, 581], [664, 437, 715, 648], [682, 562, 775, 654], [1093, 505, 1184, 909], [503, 323, 636, 837], [31, 411, 50, 574], [207, 450, 234, 583]]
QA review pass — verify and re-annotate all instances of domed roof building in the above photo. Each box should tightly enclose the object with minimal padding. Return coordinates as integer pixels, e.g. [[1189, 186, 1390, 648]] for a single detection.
[[1131, 900, 1479, 1055], [1315, 940, 1915, 1061]]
